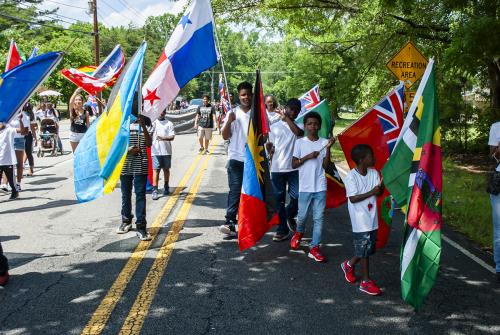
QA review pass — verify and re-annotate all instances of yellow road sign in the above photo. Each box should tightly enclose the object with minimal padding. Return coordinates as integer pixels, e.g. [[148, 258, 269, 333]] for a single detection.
[[404, 90, 416, 113], [386, 41, 428, 89]]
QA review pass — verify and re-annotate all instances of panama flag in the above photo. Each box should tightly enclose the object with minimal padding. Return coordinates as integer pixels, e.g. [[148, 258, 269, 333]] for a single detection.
[[238, 70, 279, 251], [5, 39, 24, 72], [338, 82, 405, 248], [382, 59, 442, 310], [142, 0, 218, 121]]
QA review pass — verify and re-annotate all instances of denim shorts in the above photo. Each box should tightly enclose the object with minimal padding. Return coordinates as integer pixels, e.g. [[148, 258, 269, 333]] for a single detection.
[[14, 137, 25, 151], [353, 229, 377, 258], [152, 155, 171, 170]]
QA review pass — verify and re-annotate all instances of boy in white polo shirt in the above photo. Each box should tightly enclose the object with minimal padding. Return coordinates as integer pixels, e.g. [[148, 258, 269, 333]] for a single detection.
[[219, 81, 253, 237], [341, 144, 384, 296]]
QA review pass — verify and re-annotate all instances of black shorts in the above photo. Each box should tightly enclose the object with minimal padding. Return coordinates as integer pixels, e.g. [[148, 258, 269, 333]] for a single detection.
[[152, 155, 171, 170], [352, 229, 377, 258]]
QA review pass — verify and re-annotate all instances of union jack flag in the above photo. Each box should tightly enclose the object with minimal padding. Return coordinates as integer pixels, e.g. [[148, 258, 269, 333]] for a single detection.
[[372, 82, 405, 153], [299, 84, 320, 110], [219, 74, 231, 113]]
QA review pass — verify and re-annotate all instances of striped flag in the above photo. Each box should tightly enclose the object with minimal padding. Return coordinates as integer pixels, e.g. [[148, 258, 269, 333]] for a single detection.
[[382, 59, 442, 310], [218, 74, 231, 113], [74, 42, 147, 202]]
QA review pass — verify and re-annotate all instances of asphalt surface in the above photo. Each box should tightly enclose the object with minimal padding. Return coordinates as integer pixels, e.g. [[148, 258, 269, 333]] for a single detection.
[[0, 121, 499, 335]]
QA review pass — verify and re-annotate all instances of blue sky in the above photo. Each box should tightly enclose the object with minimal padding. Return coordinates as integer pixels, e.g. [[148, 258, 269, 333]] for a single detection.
[[42, 0, 188, 27]]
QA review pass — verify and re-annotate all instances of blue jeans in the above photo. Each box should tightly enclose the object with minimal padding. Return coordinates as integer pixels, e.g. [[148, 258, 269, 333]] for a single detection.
[[271, 171, 298, 234], [296, 191, 326, 248], [225, 159, 244, 225], [120, 174, 148, 226], [490, 194, 500, 272]]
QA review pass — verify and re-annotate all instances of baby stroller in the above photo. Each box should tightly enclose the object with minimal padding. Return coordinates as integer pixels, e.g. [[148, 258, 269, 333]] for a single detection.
[[38, 118, 59, 157]]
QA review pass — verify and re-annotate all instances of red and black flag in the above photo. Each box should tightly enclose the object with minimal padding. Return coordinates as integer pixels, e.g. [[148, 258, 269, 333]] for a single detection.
[[238, 70, 279, 251]]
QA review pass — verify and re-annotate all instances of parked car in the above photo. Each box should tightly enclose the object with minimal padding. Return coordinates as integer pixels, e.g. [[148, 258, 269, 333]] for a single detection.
[[189, 98, 203, 107]]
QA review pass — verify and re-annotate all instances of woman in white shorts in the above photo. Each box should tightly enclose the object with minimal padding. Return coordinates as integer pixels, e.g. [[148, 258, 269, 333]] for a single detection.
[[69, 88, 90, 152]]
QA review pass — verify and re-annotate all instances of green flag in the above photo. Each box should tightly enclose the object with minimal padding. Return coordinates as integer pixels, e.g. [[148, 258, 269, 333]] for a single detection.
[[382, 59, 442, 310], [295, 99, 332, 138]]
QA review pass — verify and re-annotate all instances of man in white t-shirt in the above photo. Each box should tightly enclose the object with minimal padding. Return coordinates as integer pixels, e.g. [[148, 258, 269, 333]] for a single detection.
[[150, 110, 175, 200], [488, 122, 500, 282], [265, 98, 304, 242], [0, 122, 20, 199], [341, 144, 383, 296], [219, 81, 253, 237]]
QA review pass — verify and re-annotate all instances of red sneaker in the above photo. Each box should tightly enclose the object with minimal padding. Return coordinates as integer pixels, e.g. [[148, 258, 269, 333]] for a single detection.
[[290, 232, 303, 250], [0, 272, 10, 287], [359, 279, 382, 296], [308, 246, 326, 262], [341, 261, 356, 283]]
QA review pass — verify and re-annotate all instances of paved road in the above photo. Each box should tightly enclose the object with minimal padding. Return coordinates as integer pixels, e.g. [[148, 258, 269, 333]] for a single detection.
[[1, 122, 499, 335]]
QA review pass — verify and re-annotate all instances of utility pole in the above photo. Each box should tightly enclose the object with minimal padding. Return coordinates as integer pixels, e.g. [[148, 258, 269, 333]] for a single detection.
[[89, 0, 103, 113], [90, 0, 100, 65]]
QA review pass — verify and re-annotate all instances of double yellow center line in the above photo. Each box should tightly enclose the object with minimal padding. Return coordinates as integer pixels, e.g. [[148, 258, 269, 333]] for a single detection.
[[82, 139, 218, 335]]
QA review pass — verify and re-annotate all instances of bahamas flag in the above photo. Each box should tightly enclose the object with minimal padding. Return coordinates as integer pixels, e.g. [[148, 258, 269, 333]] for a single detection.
[[74, 42, 147, 202], [382, 59, 442, 309], [238, 70, 279, 251]]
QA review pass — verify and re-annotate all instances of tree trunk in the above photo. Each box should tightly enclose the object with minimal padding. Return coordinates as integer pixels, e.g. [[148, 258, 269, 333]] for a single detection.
[[488, 60, 500, 117]]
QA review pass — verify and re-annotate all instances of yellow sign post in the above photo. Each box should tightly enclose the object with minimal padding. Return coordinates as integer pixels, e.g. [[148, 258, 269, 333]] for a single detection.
[[386, 41, 428, 89]]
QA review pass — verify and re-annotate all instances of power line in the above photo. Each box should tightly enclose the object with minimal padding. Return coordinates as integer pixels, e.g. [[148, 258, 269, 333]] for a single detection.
[[44, 0, 87, 10], [115, 0, 147, 23], [99, 0, 136, 25], [0, 12, 94, 35]]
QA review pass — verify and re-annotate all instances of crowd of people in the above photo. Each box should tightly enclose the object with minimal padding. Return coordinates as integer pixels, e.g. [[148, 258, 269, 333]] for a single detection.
[[2, 84, 499, 290]]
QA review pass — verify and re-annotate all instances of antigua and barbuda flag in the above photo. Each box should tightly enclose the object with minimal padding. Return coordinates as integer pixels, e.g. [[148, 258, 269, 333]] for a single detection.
[[382, 59, 442, 310], [142, 0, 218, 122], [238, 70, 279, 251], [338, 82, 405, 248]]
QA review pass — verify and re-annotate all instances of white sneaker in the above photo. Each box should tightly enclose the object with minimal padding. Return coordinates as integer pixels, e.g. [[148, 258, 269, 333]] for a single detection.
[[0, 184, 8, 192], [15, 184, 21, 192]]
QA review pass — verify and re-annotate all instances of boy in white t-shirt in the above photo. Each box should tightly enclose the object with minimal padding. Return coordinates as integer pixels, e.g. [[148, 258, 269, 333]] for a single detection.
[[0, 122, 20, 199], [341, 144, 384, 296], [290, 112, 335, 262], [150, 110, 175, 200]]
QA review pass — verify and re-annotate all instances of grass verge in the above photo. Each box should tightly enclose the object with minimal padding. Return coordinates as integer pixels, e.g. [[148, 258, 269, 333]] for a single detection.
[[443, 157, 492, 249]]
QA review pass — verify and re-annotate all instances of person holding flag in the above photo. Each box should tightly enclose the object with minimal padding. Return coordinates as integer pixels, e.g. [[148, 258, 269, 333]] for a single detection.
[[265, 98, 304, 241], [220, 81, 253, 237], [341, 144, 384, 296], [290, 112, 335, 262]]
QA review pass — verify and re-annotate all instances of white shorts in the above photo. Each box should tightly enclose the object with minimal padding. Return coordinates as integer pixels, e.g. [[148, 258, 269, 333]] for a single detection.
[[69, 131, 85, 142], [198, 127, 213, 140]]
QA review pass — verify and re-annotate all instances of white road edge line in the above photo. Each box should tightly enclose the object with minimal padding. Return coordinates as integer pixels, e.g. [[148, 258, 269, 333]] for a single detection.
[[335, 164, 496, 275], [441, 234, 495, 274]]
